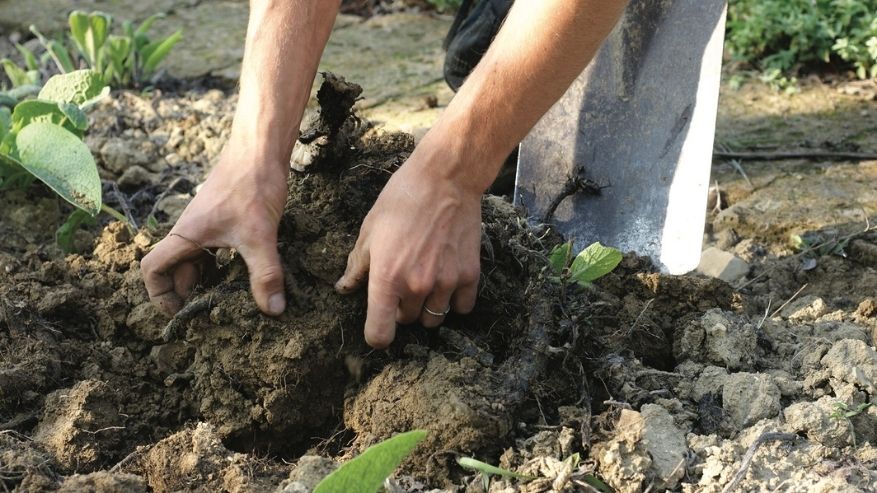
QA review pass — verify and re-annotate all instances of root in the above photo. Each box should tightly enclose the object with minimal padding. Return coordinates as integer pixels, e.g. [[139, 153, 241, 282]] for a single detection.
[[161, 292, 217, 342], [721, 432, 799, 493]]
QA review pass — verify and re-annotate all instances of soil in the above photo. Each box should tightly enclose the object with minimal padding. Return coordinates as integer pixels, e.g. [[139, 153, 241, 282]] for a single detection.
[[2, 71, 877, 493]]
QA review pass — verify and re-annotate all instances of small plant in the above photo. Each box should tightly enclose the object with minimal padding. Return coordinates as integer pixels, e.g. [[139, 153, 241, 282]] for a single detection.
[[17, 11, 181, 88], [830, 400, 872, 446], [0, 69, 123, 251], [726, 0, 877, 82], [548, 241, 623, 287], [457, 456, 534, 491], [313, 430, 426, 493]]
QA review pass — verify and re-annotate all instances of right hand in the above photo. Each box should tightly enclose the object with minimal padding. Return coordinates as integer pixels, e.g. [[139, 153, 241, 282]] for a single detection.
[[141, 143, 290, 317]]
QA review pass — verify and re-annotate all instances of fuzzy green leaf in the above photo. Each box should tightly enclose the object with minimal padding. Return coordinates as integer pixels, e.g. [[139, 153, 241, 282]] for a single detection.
[[457, 457, 535, 480], [548, 241, 572, 274], [11, 100, 82, 136], [313, 430, 427, 493], [569, 242, 623, 285], [6, 84, 41, 101], [16, 122, 101, 215], [39, 70, 106, 105], [58, 102, 88, 130], [68, 11, 90, 58]]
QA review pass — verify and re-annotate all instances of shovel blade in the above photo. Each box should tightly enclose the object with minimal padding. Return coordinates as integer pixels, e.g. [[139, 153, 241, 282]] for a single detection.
[[514, 0, 727, 274]]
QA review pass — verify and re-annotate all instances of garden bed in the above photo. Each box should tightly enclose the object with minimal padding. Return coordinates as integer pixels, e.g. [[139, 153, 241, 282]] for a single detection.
[[2, 73, 877, 492]]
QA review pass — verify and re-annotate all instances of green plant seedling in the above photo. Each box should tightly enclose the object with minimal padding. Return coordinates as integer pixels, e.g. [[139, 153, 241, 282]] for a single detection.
[[68, 11, 112, 72], [457, 456, 534, 490], [830, 401, 872, 447], [1, 59, 39, 88], [548, 241, 623, 287], [313, 430, 427, 493], [56, 208, 97, 252], [29, 25, 75, 74]]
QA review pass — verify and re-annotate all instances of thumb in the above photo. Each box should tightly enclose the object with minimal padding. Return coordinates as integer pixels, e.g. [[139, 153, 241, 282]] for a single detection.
[[239, 239, 286, 316], [335, 241, 370, 294]]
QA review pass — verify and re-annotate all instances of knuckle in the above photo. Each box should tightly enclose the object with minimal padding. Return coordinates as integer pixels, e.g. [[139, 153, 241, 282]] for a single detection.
[[407, 277, 433, 297], [460, 266, 480, 285], [252, 264, 284, 287]]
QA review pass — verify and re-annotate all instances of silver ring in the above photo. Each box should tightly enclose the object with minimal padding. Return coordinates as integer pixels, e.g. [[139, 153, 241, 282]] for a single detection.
[[422, 304, 451, 317]]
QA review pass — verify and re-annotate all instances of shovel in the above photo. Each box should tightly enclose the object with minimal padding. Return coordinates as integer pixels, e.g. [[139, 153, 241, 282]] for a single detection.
[[514, 0, 727, 274]]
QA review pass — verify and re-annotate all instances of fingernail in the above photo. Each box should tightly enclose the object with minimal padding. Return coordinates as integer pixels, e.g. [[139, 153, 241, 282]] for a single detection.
[[334, 278, 347, 292], [268, 293, 286, 315]]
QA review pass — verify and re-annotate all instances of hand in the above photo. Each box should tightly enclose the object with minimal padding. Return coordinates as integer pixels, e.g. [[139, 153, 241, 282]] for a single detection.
[[141, 144, 290, 317], [335, 139, 483, 348]]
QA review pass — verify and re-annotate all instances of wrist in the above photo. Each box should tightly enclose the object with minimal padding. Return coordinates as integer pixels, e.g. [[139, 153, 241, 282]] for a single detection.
[[417, 115, 507, 196]]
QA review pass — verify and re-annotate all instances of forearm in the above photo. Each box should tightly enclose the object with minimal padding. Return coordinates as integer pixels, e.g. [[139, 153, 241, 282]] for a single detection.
[[231, 0, 341, 169], [426, 0, 629, 193]]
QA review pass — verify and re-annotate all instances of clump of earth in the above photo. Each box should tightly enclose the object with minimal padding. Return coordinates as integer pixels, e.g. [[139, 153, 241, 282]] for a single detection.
[[1, 73, 876, 492]]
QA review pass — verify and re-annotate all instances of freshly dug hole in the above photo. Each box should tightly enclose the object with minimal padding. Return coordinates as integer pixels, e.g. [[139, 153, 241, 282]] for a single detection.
[[167, 74, 563, 477]]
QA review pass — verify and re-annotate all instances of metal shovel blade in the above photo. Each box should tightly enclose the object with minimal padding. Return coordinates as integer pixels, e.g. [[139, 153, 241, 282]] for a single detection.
[[514, 0, 727, 274]]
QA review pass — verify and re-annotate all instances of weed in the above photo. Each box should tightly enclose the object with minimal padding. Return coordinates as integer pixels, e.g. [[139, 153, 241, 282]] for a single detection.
[[4, 11, 181, 89], [457, 456, 534, 491], [726, 1, 877, 82], [313, 430, 426, 493], [830, 401, 872, 446]]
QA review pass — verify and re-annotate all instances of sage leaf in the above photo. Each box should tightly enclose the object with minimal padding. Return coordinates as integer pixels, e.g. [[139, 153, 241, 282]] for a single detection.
[[314, 430, 427, 493], [39, 70, 106, 105], [16, 122, 101, 215]]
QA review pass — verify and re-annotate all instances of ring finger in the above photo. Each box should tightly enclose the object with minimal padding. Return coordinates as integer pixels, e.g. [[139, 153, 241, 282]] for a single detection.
[[421, 286, 454, 328]]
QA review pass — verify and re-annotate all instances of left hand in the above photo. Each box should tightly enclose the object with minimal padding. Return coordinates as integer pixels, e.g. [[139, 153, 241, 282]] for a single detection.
[[334, 138, 483, 349]]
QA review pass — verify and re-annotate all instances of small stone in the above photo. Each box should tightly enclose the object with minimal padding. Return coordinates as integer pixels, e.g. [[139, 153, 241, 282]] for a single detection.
[[714, 228, 739, 250], [722, 372, 781, 429], [117, 165, 156, 189], [820, 339, 877, 395], [100, 138, 152, 174], [593, 404, 688, 493], [696, 247, 750, 282], [780, 294, 829, 322], [156, 193, 192, 223]]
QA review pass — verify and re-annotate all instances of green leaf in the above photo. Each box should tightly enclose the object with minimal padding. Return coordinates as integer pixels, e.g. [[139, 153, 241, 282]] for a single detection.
[[548, 241, 572, 274], [142, 30, 181, 75], [0, 106, 10, 139], [87, 12, 112, 71], [80, 85, 111, 111], [68, 11, 91, 59], [39, 70, 106, 105], [56, 208, 97, 252], [569, 242, 623, 285], [11, 100, 82, 136], [58, 102, 88, 130], [457, 457, 535, 481], [314, 430, 427, 493], [1, 59, 37, 87], [135, 12, 165, 37], [581, 474, 614, 493], [47, 40, 76, 73], [6, 84, 41, 101], [15, 122, 102, 216], [15, 43, 40, 72]]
